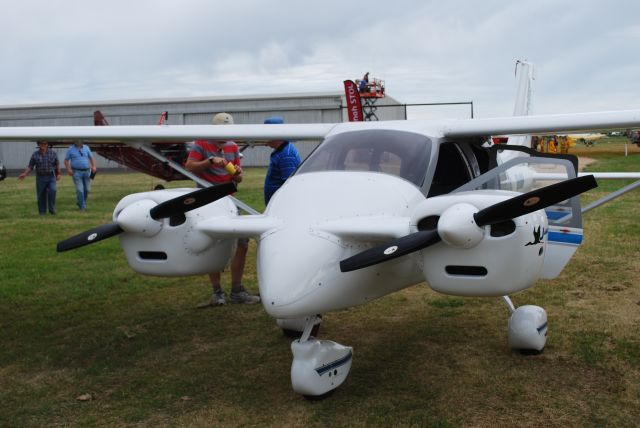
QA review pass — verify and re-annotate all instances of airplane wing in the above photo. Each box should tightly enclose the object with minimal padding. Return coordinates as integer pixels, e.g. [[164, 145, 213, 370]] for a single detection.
[[197, 215, 282, 238], [2, 110, 640, 142], [0, 123, 337, 190], [441, 110, 640, 138], [530, 172, 640, 181], [196, 214, 412, 241], [316, 216, 411, 241], [0, 123, 336, 143]]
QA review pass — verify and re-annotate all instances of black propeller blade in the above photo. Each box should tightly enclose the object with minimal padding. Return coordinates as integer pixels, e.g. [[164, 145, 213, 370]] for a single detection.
[[149, 182, 237, 220], [56, 222, 123, 252], [340, 230, 441, 273], [57, 182, 237, 253], [340, 175, 598, 273], [473, 175, 597, 227]]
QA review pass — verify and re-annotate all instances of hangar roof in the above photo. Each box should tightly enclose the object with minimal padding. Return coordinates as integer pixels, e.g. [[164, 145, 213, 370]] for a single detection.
[[0, 92, 344, 111]]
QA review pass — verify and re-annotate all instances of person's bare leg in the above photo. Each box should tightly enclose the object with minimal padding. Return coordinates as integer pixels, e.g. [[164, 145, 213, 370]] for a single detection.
[[195, 272, 225, 308], [229, 243, 259, 304], [230, 244, 248, 293], [209, 272, 223, 293]]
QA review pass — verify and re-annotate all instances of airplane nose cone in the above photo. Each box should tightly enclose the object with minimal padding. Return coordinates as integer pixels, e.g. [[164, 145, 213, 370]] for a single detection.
[[258, 227, 342, 318]]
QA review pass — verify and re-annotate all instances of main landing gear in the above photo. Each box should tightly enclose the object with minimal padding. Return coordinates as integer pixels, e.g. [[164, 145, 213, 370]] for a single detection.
[[279, 297, 546, 397], [502, 296, 548, 353], [282, 315, 353, 397]]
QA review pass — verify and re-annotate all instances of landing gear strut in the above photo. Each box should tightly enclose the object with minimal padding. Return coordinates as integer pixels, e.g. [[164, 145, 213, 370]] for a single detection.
[[277, 316, 321, 338]]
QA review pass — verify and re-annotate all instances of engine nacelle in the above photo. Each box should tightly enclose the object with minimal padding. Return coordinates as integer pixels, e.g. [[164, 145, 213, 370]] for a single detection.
[[413, 192, 547, 297], [114, 189, 238, 277]]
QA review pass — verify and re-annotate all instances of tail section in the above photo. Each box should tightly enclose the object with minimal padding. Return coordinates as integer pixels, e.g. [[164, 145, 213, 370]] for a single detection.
[[508, 61, 534, 149], [498, 61, 535, 163], [512, 60, 535, 117]]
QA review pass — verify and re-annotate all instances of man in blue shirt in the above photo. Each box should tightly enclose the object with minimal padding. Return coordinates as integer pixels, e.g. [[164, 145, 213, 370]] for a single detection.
[[358, 71, 369, 93], [64, 142, 97, 211], [18, 141, 61, 215], [263, 116, 302, 205]]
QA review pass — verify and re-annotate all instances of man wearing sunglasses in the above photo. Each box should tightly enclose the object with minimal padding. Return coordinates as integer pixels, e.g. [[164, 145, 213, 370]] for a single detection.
[[64, 141, 97, 211]]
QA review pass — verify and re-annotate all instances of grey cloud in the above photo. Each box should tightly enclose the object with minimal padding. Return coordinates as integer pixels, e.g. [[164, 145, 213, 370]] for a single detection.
[[1, 0, 639, 117]]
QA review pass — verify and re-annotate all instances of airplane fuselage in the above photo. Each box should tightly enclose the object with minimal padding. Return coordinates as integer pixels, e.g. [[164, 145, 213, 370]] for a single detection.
[[255, 170, 548, 319], [257, 171, 425, 318]]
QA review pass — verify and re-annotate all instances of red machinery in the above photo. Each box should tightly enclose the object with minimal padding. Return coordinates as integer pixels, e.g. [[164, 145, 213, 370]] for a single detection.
[[344, 75, 386, 122]]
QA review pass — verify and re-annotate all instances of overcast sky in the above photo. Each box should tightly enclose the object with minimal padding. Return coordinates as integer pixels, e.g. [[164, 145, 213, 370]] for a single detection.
[[1, 0, 639, 119]]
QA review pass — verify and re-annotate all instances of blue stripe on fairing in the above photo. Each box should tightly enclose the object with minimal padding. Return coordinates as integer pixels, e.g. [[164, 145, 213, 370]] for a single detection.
[[315, 351, 353, 376], [537, 322, 548, 333], [548, 231, 583, 245], [545, 210, 571, 220]]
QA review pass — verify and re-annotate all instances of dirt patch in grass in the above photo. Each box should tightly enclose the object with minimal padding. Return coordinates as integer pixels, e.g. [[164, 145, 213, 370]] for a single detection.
[[578, 156, 597, 171]]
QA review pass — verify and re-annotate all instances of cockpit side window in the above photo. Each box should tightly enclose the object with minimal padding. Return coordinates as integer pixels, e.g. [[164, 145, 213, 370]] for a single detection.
[[427, 143, 474, 197], [297, 129, 432, 187]]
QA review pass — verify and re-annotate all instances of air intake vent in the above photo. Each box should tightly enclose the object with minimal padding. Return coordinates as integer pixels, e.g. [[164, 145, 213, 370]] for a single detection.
[[169, 214, 186, 226], [418, 215, 439, 231], [138, 251, 168, 260], [490, 220, 516, 237], [445, 265, 487, 276]]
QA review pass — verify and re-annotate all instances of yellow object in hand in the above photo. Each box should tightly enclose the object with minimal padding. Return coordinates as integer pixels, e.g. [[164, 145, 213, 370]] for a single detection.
[[224, 161, 236, 175]]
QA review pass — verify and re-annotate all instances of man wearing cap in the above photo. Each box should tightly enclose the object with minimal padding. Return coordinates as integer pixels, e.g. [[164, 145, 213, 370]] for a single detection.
[[18, 141, 61, 215], [185, 112, 259, 307], [263, 116, 302, 205]]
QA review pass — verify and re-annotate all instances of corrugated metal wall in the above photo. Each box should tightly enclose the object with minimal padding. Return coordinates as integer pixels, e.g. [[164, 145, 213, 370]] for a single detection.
[[0, 92, 404, 169]]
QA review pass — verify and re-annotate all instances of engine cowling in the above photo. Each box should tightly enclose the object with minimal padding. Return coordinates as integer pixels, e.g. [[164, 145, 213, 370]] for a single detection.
[[114, 189, 238, 276], [412, 192, 548, 296]]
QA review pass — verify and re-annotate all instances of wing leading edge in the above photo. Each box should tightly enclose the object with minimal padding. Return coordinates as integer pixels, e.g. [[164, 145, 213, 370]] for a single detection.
[[2, 109, 640, 143], [0, 123, 337, 143], [441, 109, 640, 138]]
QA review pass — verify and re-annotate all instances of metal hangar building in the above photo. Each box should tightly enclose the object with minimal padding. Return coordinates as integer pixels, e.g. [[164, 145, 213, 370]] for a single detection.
[[0, 92, 404, 171]]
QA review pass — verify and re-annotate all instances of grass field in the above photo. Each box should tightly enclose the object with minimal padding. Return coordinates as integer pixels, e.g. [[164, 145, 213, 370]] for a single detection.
[[1, 139, 639, 427]]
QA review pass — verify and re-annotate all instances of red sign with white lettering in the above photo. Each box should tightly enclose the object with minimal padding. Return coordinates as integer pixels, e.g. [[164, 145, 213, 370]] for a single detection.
[[343, 80, 363, 122]]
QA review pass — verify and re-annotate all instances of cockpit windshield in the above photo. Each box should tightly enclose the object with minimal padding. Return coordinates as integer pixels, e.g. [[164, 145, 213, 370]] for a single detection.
[[296, 129, 432, 187]]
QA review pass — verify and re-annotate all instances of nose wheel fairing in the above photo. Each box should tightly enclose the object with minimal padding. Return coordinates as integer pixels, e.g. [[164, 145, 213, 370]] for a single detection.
[[291, 339, 353, 397], [289, 315, 353, 397]]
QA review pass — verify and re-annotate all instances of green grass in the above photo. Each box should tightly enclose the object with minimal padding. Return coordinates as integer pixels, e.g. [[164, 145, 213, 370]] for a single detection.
[[1, 150, 639, 427]]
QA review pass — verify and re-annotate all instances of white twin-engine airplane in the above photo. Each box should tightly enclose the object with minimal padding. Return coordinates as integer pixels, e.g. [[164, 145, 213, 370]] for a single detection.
[[2, 65, 640, 396]]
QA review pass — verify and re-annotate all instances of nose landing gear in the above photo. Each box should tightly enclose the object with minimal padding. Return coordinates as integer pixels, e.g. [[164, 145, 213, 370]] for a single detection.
[[288, 315, 353, 397]]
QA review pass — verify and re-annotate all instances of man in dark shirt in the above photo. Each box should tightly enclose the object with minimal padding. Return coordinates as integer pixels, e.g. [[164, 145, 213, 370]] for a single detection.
[[263, 116, 301, 205], [18, 141, 61, 215]]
